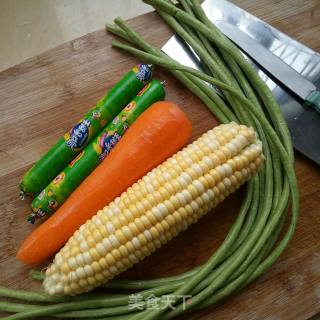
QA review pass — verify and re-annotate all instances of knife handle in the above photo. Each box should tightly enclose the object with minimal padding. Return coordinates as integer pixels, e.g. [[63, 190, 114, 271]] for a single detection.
[[305, 90, 320, 113]]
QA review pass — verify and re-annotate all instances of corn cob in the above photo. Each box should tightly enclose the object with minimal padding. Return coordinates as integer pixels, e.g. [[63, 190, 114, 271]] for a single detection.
[[43, 122, 264, 296]]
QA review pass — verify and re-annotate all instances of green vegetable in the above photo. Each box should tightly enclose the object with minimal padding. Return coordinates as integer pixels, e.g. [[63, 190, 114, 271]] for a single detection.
[[2, 1, 299, 319], [20, 64, 153, 198], [27, 79, 165, 223]]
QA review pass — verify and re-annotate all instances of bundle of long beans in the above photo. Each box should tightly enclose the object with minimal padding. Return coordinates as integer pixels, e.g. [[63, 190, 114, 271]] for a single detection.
[[0, 0, 299, 319]]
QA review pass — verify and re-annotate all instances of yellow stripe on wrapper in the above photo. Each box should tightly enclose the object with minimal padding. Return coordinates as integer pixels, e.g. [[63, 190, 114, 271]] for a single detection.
[[43, 122, 264, 296]]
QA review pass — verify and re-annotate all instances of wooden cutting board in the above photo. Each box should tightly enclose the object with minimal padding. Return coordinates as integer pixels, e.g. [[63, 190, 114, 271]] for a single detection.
[[0, 0, 319, 319]]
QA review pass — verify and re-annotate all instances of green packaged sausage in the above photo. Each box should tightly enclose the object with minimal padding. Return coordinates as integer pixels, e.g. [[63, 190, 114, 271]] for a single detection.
[[27, 79, 165, 224], [20, 64, 153, 198]]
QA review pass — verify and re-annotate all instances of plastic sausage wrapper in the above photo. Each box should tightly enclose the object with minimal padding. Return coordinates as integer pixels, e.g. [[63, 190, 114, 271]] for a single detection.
[[20, 64, 153, 197], [27, 79, 165, 224]]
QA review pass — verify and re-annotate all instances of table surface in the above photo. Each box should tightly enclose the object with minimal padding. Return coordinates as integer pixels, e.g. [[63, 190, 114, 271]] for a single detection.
[[0, 1, 319, 319]]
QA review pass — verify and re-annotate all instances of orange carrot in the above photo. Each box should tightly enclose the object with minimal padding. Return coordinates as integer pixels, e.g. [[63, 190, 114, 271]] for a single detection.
[[17, 101, 192, 265]]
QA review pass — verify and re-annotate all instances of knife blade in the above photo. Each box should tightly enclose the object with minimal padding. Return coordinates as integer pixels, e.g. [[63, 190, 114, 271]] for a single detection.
[[162, 0, 320, 165], [215, 20, 317, 100], [215, 20, 320, 110]]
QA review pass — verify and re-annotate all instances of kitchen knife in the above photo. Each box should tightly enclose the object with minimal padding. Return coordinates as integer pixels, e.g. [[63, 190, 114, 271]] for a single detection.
[[162, 0, 320, 165], [215, 21, 320, 113]]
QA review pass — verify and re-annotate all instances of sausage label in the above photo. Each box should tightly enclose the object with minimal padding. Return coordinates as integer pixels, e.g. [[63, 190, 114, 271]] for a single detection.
[[98, 131, 122, 161], [65, 119, 91, 151], [134, 64, 152, 83]]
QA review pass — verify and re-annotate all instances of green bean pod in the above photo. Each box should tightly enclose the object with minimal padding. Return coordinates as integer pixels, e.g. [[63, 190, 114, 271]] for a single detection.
[[20, 64, 153, 198], [27, 79, 165, 224]]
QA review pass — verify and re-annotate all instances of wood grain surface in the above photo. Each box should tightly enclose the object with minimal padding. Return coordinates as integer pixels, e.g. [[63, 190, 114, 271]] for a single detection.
[[0, 0, 319, 319]]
